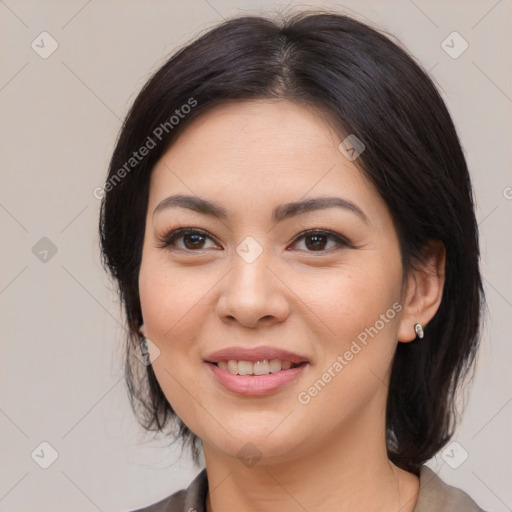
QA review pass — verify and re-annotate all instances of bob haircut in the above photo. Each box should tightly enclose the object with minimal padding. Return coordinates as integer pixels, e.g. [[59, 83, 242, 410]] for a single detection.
[[99, 10, 485, 474]]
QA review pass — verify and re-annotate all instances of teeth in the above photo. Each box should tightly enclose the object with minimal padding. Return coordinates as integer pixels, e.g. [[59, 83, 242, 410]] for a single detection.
[[227, 360, 238, 375], [269, 359, 281, 373], [218, 361, 229, 371], [238, 360, 253, 375], [216, 359, 298, 375], [253, 360, 269, 375]]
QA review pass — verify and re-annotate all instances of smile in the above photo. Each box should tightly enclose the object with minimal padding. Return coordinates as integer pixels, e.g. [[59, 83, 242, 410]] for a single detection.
[[204, 345, 310, 396]]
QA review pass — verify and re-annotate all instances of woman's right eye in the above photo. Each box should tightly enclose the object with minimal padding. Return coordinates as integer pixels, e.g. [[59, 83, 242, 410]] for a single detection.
[[156, 228, 218, 251]]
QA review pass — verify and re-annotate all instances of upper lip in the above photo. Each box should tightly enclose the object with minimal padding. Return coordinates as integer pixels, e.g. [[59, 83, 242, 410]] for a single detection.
[[204, 346, 309, 364]]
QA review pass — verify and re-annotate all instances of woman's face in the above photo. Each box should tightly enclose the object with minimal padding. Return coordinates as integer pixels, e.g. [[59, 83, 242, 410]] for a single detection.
[[138, 99, 412, 464]]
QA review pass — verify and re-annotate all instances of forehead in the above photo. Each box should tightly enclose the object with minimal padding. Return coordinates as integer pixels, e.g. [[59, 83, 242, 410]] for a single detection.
[[148, 99, 388, 228], [160, 99, 340, 167]]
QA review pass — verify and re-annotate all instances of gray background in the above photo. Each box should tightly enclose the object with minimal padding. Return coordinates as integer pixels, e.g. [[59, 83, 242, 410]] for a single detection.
[[0, 0, 511, 510]]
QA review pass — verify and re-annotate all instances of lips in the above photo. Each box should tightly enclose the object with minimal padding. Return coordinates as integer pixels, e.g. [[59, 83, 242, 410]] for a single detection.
[[204, 345, 310, 396]]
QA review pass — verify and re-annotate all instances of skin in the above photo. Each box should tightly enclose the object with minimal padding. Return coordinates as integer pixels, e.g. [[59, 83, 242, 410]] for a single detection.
[[138, 99, 446, 512]]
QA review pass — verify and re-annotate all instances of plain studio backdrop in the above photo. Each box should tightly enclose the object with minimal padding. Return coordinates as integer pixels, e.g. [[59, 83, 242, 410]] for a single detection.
[[0, 1, 510, 511]]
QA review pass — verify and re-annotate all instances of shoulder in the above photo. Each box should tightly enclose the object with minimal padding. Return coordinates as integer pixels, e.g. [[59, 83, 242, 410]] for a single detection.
[[415, 465, 488, 512], [127, 468, 208, 512]]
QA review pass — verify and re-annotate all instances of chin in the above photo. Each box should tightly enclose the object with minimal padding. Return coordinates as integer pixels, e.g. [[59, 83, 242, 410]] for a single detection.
[[202, 426, 307, 466]]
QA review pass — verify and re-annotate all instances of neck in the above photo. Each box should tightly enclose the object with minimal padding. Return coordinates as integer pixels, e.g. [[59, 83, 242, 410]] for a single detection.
[[202, 405, 419, 512]]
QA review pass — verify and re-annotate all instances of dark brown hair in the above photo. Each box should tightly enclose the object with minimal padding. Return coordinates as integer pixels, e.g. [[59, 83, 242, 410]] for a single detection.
[[99, 10, 485, 473]]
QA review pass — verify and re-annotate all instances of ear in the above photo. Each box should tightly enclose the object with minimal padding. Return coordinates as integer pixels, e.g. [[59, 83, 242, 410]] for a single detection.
[[139, 322, 146, 336], [397, 240, 446, 343]]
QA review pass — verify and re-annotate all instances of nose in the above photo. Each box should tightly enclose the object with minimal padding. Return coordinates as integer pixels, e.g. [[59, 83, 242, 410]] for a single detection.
[[216, 249, 290, 329]]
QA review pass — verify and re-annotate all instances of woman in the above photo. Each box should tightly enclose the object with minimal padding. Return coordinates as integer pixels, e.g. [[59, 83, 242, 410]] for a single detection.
[[99, 10, 487, 512]]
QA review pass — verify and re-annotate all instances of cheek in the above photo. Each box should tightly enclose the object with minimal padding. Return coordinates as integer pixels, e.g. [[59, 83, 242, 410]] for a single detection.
[[138, 256, 216, 397], [297, 259, 403, 410], [294, 257, 402, 343], [138, 260, 203, 424], [297, 278, 401, 430], [138, 256, 208, 340]]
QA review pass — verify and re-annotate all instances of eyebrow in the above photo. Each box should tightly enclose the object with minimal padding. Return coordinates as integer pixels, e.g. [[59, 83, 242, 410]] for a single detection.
[[153, 193, 369, 224]]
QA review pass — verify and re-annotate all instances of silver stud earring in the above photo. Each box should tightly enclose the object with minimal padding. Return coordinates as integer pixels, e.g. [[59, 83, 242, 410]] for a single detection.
[[414, 323, 424, 339]]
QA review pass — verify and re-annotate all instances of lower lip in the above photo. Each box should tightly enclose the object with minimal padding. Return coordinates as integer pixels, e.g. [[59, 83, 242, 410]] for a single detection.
[[206, 362, 307, 396]]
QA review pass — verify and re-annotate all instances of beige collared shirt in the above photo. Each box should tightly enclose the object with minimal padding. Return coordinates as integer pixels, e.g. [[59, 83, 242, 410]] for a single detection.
[[130, 465, 486, 511]]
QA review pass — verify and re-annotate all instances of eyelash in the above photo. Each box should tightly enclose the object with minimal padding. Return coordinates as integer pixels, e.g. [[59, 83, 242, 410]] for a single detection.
[[155, 227, 353, 253]]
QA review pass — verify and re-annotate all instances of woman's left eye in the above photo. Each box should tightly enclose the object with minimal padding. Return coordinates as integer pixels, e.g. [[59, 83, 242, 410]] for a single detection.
[[156, 228, 352, 252], [291, 229, 352, 252]]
